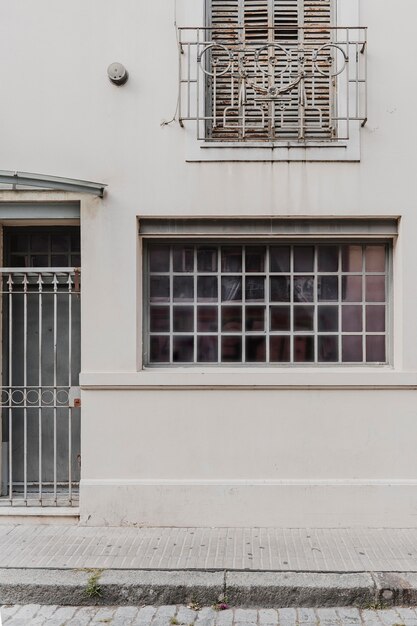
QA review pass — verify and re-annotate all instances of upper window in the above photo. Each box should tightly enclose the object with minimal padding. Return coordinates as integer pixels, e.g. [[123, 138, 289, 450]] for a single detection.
[[178, 0, 367, 144], [144, 241, 389, 366]]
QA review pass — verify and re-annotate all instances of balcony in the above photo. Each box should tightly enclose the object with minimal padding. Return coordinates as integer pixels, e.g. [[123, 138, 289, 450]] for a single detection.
[[178, 26, 367, 144]]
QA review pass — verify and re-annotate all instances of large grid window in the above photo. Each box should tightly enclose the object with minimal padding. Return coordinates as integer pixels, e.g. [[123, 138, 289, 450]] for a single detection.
[[145, 242, 389, 366]]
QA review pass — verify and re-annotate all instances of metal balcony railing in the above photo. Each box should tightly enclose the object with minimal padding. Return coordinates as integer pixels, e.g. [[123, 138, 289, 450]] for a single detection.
[[178, 26, 367, 143]]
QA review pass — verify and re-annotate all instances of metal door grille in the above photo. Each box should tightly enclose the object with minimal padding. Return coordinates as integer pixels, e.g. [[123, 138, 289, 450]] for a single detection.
[[0, 268, 81, 507]]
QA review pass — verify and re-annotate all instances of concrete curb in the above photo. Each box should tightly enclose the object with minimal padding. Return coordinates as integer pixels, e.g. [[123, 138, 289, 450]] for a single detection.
[[1, 569, 417, 607]]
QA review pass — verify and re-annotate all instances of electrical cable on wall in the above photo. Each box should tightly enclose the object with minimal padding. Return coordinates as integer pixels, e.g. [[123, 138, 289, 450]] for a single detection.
[[161, 0, 180, 127]]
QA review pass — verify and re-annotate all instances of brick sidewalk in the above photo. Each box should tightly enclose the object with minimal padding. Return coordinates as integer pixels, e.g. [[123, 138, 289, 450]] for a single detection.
[[1, 525, 417, 571]]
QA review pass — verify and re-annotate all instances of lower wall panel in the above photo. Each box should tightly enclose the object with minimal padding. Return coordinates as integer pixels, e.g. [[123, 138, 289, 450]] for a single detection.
[[80, 480, 417, 527], [80, 387, 417, 527]]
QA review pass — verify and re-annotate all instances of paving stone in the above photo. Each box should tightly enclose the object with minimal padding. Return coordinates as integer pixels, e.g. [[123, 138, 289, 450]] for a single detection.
[[1, 605, 21, 622], [90, 606, 116, 622], [360, 610, 383, 626], [258, 609, 278, 624], [112, 606, 140, 625], [376, 609, 404, 626], [297, 607, 317, 623], [215, 608, 233, 626], [138, 606, 159, 621], [177, 606, 198, 624], [65, 606, 99, 626], [152, 605, 179, 626], [41, 606, 77, 626], [234, 609, 258, 622], [316, 607, 343, 625], [336, 608, 362, 625], [277, 608, 297, 626], [30, 604, 59, 621], [395, 607, 417, 625]]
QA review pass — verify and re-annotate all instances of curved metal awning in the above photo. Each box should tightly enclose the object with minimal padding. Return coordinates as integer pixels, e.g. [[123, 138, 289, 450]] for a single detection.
[[0, 170, 107, 197]]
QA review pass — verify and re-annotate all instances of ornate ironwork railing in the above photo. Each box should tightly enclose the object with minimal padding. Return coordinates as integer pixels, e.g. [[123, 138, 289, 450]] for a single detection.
[[178, 26, 367, 142]]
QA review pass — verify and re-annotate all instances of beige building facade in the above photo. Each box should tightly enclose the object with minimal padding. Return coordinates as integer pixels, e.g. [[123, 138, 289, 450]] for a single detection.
[[0, 0, 416, 527]]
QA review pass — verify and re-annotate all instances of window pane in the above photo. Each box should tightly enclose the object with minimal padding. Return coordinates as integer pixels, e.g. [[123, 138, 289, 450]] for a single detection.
[[150, 306, 170, 332], [222, 306, 242, 332], [71, 254, 81, 267], [270, 276, 290, 302], [11, 234, 28, 253], [51, 234, 69, 253], [318, 276, 338, 301], [270, 336, 290, 362], [294, 246, 314, 272], [173, 307, 194, 332], [294, 336, 314, 362], [294, 277, 314, 303], [342, 245, 362, 272], [71, 231, 81, 252], [197, 247, 217, 272], [270, 306, 290, 331], [294, 306, 314, 331], [221, 277, 242, 301], [197, 336, 218, 362], [173, 276, 194, 301], [150, 276, 170, 302], [318, 246, 338, 272], [146, 241, 389, 367], [366, 276, 385, 302], [173, 336, 194, 362], [270, 246, 290, 272], [173, 246, 194, 272], [246, 307, 265, 331], [342, 276, 362, 302], [51, 255, 68, 267], [197, 306, 218, 332], [246, 337, 266, 362], [150, 245, 170, 272], [245, 277, 265, 301], [342, 305, 363, 332], [365, 245, 385, 272], [221, 247, 242, 272], [150, 336, 170, 363], [31, 255, 48, 266], [221, 336, 242, 362], [246, 246, 265, 272], [318, 336, 338, 362], [366, 305, 385, 332], [318, 306, 338, 332], [198, 276, 218, 302], [366, 335, 386, 362], [31, 233, 49, 253], [342, 336, 363, 362]]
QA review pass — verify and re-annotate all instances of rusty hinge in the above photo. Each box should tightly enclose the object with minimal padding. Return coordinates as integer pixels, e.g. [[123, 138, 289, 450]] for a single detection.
[[74, 268, 80, 293]]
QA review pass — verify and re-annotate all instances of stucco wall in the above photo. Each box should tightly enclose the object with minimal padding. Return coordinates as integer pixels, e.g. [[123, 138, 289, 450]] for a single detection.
[[0, 0, 416, 525]]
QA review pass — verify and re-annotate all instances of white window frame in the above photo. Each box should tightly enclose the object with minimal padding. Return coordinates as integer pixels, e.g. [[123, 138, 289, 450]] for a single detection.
[[179, 0, 362, 162]]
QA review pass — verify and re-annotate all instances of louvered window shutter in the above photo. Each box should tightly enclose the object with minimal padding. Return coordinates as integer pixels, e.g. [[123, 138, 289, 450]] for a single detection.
[[208, 0, 332, 141]]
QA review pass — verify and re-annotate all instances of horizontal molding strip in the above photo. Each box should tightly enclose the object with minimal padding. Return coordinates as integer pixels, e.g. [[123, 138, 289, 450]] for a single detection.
[[82, 479, 417, 487], [80, 371, 417, 390], [139, 217, 399, 237]]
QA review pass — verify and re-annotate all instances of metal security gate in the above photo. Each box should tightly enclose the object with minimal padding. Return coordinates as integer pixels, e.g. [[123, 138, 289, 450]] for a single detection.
[[0, 228, 81, 507]]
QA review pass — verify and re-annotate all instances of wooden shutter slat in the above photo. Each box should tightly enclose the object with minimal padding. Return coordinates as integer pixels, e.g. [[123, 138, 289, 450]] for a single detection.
[[209, 0, 333, 141]]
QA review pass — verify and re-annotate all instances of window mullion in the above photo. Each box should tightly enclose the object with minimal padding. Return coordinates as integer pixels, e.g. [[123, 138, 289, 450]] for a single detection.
[[338, 245, 342, 364], [242, 244, 246, 364], [265, 245, 270, 364], [290, 245, 294, 364], [314, 244, 318, 364]]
